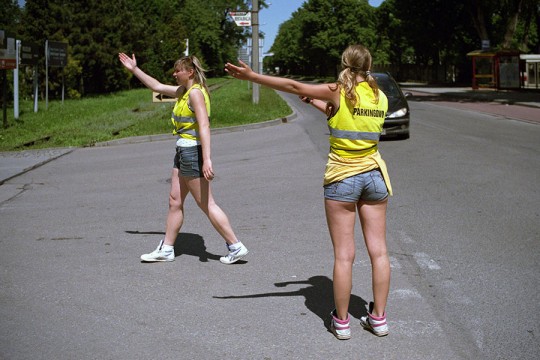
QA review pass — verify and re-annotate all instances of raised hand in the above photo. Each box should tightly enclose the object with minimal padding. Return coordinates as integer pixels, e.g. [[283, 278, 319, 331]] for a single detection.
[[118, 52, 137, 72], [224, 59, 254, 80]]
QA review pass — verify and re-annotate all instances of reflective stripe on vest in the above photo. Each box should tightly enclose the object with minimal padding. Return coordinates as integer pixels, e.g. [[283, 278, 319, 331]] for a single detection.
[[328, 126, 381, 141], [172, 115, 198, 137]]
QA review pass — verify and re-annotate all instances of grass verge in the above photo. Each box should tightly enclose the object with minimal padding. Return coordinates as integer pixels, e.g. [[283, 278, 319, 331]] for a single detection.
[[0, 77, 292, 151]]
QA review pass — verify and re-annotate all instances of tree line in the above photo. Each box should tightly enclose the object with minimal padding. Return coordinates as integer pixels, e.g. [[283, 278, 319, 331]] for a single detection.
[[1, 0, 538, 100], [2, 0, 263, 99], [267, 0, 539, 83]]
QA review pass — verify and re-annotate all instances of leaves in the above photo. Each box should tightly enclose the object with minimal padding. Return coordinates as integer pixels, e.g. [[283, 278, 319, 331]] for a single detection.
[[12, 0, 257, 97]]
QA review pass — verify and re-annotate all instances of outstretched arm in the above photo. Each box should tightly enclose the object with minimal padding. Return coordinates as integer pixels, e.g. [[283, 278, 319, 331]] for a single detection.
[[225, 60, 340, 106], [118, 52, 180, 98], [300, 96, 328, 114]]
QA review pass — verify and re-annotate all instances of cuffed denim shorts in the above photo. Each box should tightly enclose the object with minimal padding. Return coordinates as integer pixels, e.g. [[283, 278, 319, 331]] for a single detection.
[[324, 169, 388, 203], [173, 145, 203, 177]]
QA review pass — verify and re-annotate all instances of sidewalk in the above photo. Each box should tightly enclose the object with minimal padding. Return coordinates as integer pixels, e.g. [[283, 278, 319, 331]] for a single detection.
[[401, 85, 540, 108]]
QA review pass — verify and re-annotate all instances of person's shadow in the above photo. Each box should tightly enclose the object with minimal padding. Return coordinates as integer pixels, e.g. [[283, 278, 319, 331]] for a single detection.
[[214, 275, 368, 328], [126, 230, 223, 262]]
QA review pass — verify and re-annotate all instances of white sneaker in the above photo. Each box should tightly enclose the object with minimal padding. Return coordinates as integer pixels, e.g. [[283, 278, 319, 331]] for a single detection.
[[330, 310, 351, 340], [219, 243, 248, 264], [360, 302, 389, 337], [140, 240, 175, 262]]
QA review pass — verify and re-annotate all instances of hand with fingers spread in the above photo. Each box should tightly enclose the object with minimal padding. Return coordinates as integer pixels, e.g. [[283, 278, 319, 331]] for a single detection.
[[224, 60, 255, 81], [118, 52, 137, 73]]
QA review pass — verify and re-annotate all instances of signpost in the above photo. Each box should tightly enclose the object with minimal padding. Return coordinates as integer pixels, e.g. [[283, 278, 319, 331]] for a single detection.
[[229, 11, 252, 26], [45, 40, 68, 109], [20, 42, 39, 66], [228, 0, 259, 104], [0, 30, 17, 70], [21, 41, 40, 113], [1, 30, 17, 128]]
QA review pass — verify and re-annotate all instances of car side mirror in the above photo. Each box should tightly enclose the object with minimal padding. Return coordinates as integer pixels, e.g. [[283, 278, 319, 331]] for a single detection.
[[404, 92, 412, 98]]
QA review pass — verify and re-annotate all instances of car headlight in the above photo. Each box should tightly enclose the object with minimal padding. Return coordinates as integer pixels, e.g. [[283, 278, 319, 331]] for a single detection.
[[387, 107, 408, 118]]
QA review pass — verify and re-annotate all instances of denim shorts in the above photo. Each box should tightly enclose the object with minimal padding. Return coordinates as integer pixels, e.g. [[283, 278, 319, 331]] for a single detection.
[[324, 169, 388, 203], [173, 145, 203, 177]]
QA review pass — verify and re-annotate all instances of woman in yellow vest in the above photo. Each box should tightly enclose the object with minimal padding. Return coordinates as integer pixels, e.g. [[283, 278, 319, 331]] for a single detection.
[[119, 52, 248, 265], [226, 44, 390, 339]]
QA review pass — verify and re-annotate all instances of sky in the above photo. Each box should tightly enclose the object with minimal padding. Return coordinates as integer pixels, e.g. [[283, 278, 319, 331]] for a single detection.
[[259, 0, 384, 55]]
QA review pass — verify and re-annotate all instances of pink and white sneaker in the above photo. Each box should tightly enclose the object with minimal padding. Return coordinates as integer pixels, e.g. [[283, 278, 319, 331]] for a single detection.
[[360, 302, 389, 337], [330, 310, 351, 340]]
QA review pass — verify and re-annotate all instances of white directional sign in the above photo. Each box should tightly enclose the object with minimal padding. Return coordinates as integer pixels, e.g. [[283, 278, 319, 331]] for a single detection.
[[229, 11, 251, 26]]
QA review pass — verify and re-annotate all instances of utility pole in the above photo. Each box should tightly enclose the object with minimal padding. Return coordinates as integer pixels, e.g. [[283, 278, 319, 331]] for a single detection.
[[252, 0, 259, 104]]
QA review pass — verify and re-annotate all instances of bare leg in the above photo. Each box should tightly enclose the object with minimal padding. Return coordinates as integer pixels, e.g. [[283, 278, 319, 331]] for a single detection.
[[185, 176, 239, 245], [358, 199, 390, 317], [163, 168, 189, 246], [325, 198, 357, 320]]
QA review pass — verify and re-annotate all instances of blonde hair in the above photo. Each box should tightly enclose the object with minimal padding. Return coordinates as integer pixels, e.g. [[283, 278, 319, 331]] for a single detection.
[[174, 55, 210, 95], [335, 44, 380, 107]]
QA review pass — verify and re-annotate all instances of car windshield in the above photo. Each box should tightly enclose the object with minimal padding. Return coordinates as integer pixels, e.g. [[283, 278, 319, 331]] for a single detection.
[[374, 76, 401, 97]]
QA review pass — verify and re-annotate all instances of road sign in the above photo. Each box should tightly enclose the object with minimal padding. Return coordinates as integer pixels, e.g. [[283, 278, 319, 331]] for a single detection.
[[237, 47, 250, 65], [229, 11, 252, 26], [0, 30, 17, 70], [152, 92, 176, 103], [20, 42, 40, 66], [47, 41, 68, 67]]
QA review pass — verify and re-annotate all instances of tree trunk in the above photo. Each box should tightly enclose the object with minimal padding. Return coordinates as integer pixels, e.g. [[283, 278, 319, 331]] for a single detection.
[[469, 0, 490, 43], [502, 0, 524, 49]]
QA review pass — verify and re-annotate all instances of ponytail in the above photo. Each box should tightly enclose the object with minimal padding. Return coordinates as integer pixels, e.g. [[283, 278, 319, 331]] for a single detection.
[[337, 45, 380, 107]]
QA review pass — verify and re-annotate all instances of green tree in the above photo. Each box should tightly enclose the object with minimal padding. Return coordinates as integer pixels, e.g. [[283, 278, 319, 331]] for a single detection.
[[466, 0, 538, 51], [0, 0, 22, 35], [269, 12, 308, 75], [16, 0, 258, 97], [178, 0, 251, 76], [268, 0, 379, 77]]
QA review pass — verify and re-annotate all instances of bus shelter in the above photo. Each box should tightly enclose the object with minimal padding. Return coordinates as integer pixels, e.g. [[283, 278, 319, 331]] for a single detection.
[[467, 49, 521, 90], [520, 54, 540, 89]]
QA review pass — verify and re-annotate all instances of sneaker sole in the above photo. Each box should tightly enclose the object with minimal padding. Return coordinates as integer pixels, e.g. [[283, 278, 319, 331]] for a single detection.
[[330, 325, 351, 340], [332, 331, 351, 340], [360, 321, 388, 337], [140, 257, 174, 262]]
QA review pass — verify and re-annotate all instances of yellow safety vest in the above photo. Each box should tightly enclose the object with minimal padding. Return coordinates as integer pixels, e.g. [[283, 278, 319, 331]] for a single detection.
[[324, 83, 393, 195], [327, 82, 388, 158], [171, 84, 211, 140]]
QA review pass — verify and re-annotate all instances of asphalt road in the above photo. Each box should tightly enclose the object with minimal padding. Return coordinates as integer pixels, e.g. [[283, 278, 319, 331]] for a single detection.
[[0, 92, 539, 359]]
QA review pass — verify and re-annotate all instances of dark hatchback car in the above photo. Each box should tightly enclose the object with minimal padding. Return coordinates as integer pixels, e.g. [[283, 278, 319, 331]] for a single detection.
[[373, 72, 411, 139]]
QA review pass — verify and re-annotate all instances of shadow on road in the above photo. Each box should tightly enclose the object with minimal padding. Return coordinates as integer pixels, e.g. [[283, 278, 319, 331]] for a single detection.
[[125, 230, 223, 262], [214, 275, 368, 323]]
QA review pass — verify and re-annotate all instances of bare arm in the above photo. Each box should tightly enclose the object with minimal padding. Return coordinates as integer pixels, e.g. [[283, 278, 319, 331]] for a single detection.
[[300, 96, 328, 114], [225, 60, 340, 107], [190, 89, 214, 181], [118, 52, 180, 98]]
